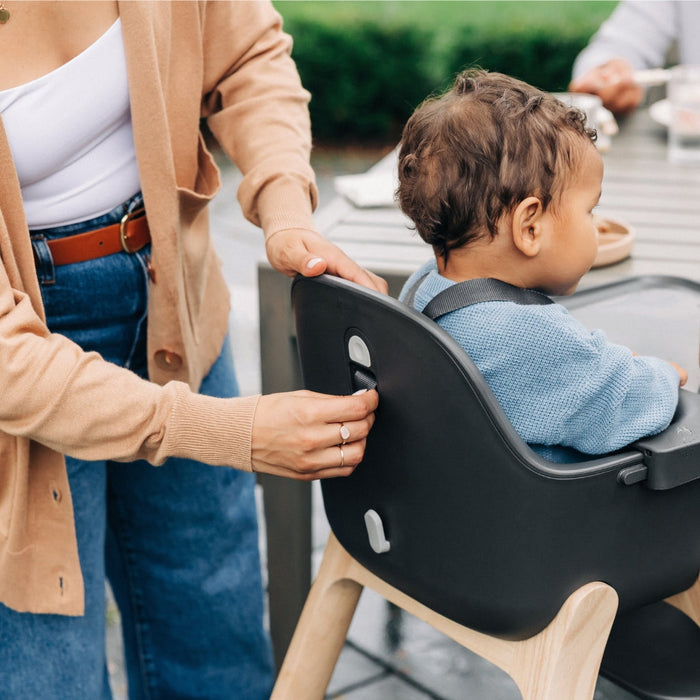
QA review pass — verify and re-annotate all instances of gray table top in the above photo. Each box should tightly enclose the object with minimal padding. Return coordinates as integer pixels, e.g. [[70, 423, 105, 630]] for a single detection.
[[317, 107, 700, 287]]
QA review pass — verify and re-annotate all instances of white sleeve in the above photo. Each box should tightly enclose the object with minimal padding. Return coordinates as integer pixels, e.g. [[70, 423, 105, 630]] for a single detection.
[[572, 0, 679, 78]]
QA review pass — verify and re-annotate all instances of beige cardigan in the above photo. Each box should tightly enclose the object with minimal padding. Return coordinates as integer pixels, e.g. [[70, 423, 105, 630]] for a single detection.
[[0, 1, 318, 615]]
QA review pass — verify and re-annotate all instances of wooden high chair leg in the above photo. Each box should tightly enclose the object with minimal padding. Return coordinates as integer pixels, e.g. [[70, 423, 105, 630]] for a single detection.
[[349, 555, 618, 700], [666, 573, 700, 627], [272, 530, 619, 700], [270, 533, 364, 700], [508, 582, 618, 700]]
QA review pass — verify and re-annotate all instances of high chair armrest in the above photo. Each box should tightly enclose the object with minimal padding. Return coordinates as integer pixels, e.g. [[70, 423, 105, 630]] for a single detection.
[[632, 389, 700, 490]]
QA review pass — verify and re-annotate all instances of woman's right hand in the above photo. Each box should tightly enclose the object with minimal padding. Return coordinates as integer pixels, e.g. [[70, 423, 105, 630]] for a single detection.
[[569, 58, 644, 116], [251, 389, 379, 479]]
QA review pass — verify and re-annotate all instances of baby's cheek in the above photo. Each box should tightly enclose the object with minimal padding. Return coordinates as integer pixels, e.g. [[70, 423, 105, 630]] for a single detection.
[[588, 227, 600, 258]]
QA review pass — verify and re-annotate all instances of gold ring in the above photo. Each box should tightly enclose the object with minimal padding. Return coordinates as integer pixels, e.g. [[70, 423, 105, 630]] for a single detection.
[[339, 445, 345, 468], [339, 423, 350, 444]]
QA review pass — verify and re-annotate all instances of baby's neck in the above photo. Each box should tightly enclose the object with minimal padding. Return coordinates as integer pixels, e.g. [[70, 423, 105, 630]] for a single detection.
[[436, 241, 532, 289]]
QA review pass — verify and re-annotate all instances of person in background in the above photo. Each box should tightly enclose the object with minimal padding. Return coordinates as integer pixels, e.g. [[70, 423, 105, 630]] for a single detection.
[[398, 69, 686, 464], [570, 0, 700, 115], [0, 1, 383, 698]]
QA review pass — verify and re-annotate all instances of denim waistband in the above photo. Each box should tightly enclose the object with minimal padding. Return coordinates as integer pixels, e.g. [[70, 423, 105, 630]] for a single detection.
[[29, 191, 144, 240], [30, 191, 147, 286]]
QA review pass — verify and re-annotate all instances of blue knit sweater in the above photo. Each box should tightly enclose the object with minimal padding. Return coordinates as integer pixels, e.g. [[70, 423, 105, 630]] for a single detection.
[[400, 261, 680, 462]]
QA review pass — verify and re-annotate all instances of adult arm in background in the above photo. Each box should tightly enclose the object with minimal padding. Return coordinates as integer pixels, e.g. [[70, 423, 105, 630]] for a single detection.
[[203, 1, 387, 294], [569, 0, 679, 114]]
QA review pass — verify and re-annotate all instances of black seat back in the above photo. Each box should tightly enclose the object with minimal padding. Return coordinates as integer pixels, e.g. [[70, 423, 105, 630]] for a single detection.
[[292, 274, 700, 639]]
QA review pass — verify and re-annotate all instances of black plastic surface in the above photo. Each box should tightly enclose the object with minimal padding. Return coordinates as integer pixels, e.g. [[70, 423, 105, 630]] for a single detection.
[[634, 391, 700, 489], [292, 274, 700, 640], [601, 602, 700, 699]]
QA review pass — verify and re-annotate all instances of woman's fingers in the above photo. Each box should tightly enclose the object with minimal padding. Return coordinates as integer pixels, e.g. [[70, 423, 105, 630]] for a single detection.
[[308, 414, 375, 452], [265, 228, 389, 294], [254, 439, 368, 481], [250, 389, 379, 479]]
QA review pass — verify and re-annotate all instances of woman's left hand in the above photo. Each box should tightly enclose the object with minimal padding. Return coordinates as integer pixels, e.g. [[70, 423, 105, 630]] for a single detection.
[[265, 228, 388, 294]]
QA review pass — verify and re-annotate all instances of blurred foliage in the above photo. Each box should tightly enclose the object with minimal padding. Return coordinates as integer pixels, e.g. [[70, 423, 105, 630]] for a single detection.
[[445, 24, 600, 95], [275, 0, 617, 144], [282, 19, 434, 142]]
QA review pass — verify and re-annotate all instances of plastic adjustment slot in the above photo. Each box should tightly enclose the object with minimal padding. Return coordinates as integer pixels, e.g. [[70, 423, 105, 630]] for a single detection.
[[347, 333, 377, 391], [353, 369, 377, 391]]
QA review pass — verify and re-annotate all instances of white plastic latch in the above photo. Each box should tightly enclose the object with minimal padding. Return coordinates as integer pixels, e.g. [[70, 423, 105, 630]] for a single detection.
[[364, 509, 391, 554], [348, 335, 371, 368]]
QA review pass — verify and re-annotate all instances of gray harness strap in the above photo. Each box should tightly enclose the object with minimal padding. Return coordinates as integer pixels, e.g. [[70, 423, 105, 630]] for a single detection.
[[405, 274, 554, 321]]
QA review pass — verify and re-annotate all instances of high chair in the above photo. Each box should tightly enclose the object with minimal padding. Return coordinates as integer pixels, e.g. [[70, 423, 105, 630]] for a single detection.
[[271, 273, 700, 700]]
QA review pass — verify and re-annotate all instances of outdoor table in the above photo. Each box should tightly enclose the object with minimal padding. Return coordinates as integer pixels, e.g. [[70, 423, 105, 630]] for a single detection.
[[258, 105, 700, 667]]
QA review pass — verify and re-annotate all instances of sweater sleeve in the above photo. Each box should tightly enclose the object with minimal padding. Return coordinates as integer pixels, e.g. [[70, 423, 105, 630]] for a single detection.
[[0, 265, 256, 471], [200, 0, 318, 239], [572, 0, 678, 78], [443, 303, 680, 456]]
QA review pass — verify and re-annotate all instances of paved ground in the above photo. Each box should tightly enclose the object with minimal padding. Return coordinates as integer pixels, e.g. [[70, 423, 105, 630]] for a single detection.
[[106, 149, 637, 700]]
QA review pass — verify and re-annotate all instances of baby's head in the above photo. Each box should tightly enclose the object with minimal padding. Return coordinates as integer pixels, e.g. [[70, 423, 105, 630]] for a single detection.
[[397, 69, 598, 263]]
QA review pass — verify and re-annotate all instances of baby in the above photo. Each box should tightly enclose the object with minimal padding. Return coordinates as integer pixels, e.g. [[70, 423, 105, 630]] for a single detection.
[[398, 69, 687, 462]]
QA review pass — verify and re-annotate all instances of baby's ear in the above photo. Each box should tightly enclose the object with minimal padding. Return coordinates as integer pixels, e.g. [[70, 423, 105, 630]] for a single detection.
[[511, 196, 544, 257]]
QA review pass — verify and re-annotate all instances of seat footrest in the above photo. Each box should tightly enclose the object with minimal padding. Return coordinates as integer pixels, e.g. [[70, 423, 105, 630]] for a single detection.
[[600, 601, 700, 699]]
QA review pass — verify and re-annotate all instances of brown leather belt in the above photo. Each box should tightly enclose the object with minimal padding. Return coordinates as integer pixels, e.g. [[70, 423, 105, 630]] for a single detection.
[[46, 207, 151, 266]]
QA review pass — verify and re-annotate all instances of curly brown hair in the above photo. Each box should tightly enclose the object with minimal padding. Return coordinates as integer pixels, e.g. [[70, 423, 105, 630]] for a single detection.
[[397, 69, 596, 260]]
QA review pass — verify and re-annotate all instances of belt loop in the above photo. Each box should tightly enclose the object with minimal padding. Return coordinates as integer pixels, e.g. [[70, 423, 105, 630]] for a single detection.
[[126, 192, 145, 215], [30, 233, 56, 286]]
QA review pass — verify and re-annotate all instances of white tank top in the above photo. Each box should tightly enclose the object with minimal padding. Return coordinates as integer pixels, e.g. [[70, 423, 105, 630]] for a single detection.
[[0, 19, 140, 228]]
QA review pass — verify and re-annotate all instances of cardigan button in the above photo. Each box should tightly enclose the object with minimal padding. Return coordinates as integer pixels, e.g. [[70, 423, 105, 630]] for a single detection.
[[154, 350, 183, 371], [49, 481, 62, 504]]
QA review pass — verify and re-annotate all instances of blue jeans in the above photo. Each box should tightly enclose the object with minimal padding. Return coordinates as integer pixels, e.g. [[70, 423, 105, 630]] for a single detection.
[[0, 195, 274, 699]]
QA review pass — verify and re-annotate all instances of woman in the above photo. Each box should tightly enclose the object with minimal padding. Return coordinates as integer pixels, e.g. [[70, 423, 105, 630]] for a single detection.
[[0, 1, 383, 697]]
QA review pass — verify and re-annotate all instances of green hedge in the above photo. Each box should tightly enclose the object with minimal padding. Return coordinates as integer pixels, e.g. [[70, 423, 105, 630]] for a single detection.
[[284, 19, 435, 143], [279, 3, 616, 144]]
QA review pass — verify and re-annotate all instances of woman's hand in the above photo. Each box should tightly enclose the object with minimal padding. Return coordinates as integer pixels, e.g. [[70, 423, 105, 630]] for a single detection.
[[569, 58, 644, 116], [251, 388, 379, 479], [265, 227, 388, 294]]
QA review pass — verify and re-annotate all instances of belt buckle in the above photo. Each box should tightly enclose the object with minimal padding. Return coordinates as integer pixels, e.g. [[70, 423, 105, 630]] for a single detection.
[[119, 206, 145, 253]]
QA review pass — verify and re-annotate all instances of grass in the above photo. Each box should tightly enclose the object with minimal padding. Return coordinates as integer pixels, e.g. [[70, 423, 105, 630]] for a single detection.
[[275, 1, 618, 34]]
